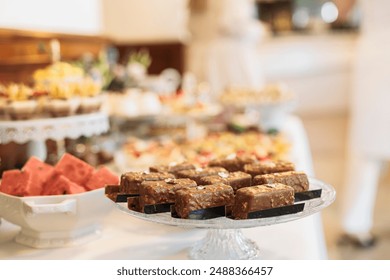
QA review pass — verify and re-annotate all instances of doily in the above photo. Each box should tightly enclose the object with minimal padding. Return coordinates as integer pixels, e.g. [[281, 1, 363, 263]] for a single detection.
[[0, 113, 109, 144]]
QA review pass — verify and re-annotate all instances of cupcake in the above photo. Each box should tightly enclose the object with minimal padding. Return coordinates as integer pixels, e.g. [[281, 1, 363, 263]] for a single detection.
[[77, 78, 103, 114], [45, 83, 80, 117], [5, 84, 38, 120]]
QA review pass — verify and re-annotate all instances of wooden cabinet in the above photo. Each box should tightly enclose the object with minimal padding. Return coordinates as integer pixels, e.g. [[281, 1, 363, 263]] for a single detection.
[[0, 28, 109, 84]]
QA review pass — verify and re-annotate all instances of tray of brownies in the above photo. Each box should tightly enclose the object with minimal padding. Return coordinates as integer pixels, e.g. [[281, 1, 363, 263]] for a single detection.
[[105, 155, 335, 229]]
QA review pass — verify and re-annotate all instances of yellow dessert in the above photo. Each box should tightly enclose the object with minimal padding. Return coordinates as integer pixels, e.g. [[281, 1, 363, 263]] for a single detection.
[[4, 84, 38, 120]]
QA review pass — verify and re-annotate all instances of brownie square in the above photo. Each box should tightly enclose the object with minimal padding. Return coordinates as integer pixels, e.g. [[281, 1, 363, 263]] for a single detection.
[[243, 160, 295, 177], [139, 178, 197, 208], [208, 155, 256, 172], [176, 167, 228, 184], [199, 171, 252, 192], [119, 172, 174, 194], [232, 183, 295, 219], [253, 171, 309, 193], [175, 184, 234, 218], [149, 162, 195, 176]]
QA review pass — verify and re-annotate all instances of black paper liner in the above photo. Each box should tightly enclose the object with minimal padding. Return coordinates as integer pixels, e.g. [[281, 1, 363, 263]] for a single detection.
[[238, 203, 305, 219], [294, 189, 322, 202], [143, 203, 173, 214], [171, 205, 229, 220], [116, 193, 139, 203]]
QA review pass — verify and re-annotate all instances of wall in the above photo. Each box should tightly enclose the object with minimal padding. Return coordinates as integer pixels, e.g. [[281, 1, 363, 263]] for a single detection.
[[102, 0, 189, 42], [260, 33, 357, 115], [0, 0, 102, 34]]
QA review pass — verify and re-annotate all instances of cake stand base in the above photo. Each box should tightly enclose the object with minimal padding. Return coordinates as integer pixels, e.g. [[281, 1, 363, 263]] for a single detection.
[[14, 225, 102, 249], [189, 229, 260, 260]]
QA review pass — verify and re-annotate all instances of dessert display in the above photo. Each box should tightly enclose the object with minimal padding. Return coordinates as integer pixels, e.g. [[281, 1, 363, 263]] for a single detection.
[[105, 89, 163, 118], [108, 156, 322, 220], [220, 84, 295, 107], [0, 62, 104, 120], [120, 130, 291, 171], [219, 84, 297, 131], [0, 153, 118, 197]]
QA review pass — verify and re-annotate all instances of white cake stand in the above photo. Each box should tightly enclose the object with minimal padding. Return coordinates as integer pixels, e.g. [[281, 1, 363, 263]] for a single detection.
[[0, 112, 110, 160], [114, 177, 336, 260]]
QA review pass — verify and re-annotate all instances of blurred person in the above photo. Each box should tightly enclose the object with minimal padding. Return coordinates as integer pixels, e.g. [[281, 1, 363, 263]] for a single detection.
[[337, 0, 390, 247], [187, 0, 267, 98]]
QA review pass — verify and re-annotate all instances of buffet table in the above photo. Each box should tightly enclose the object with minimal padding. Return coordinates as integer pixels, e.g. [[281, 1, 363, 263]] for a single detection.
[[0, 116, 329, 260]]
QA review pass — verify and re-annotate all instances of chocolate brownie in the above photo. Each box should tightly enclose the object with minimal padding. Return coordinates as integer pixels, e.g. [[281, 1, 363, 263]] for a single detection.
[[253, 171, 309, 193], [243, 160, 295, 177], [208, 155, 256, 172], [120, 172, 174, 194], [139, 178, 197, 208], [105, 185, 120, 202], [149, 162, 195, 176], [232, 183, 295, 219], [175, 184, 234, 218], [199, 171, 252, 192], [176, 167, 228, 184]]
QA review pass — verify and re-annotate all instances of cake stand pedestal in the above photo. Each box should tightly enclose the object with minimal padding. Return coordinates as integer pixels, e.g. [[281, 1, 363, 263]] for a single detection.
[[114, 178, 336, 260]]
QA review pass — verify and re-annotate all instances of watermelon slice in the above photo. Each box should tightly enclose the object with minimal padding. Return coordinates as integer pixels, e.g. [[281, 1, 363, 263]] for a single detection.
[[23, 156, 55, 189], [42, 172, 85, 195], [55, 153, 94, 185], [85, 166, 119, 191], [0, 169, 42, 196]]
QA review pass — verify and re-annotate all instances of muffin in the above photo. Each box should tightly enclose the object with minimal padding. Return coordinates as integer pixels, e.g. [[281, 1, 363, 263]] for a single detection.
[[76, 78, 103, 114], [5, 84, 38, 120], [45, 83, 80, 117]]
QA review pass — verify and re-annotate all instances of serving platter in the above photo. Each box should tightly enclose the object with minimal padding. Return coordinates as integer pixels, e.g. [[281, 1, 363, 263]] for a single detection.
[[113, 177, 336, 259]]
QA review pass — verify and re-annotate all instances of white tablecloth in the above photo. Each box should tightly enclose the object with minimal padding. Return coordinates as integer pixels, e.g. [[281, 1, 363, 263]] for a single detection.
[[0, 116, 329, 260]]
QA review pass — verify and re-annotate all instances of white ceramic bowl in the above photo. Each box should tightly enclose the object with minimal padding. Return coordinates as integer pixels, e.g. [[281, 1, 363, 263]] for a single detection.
[[0, 188, 113, 248], [251, 99, 297, 131]]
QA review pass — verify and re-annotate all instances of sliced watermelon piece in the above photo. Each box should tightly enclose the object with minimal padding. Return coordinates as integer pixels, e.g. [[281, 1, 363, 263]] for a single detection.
[[42, 172, 85, 195], [0, 169, 42, 196], [85, 166, 119, 191], [55, 153, 94, 185], [23, 156, 55, 188]]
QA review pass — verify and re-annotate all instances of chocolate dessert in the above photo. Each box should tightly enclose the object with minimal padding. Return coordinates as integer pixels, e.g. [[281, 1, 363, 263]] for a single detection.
[[174, 184, 234, 218], [120, 172, 174, 194], [149, 162, 195, 176], [253, 171, 309, 193], [176, 167, 228, 184], [199, 171, 252, 192], [138, 178, 197, 210], [243, 160, 295, 177], [208, 155, 256, 172], [232, 183, 295, 219]]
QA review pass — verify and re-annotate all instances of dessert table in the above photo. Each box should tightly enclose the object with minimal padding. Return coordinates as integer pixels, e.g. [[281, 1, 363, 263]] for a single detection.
[[0, 115, 329, 260]]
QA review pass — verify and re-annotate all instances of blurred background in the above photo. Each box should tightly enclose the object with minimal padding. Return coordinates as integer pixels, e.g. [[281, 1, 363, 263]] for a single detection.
[[0, 0, 389, 259]]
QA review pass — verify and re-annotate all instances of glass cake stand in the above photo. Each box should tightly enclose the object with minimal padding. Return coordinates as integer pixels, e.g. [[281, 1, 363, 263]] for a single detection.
[[114, 178, 336, 260]]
